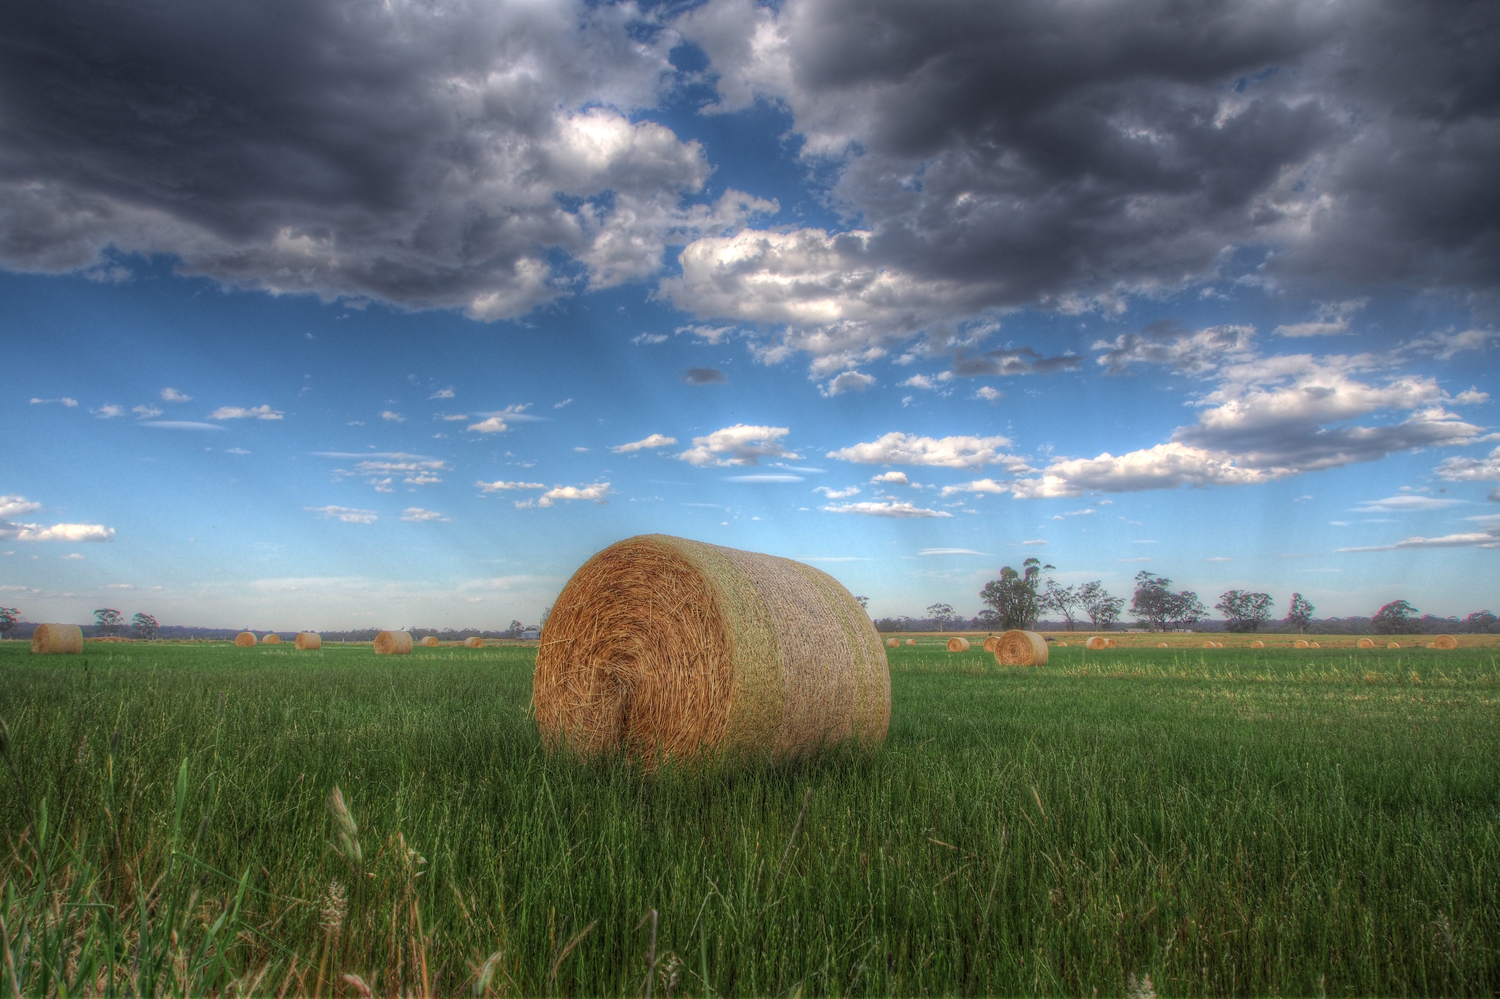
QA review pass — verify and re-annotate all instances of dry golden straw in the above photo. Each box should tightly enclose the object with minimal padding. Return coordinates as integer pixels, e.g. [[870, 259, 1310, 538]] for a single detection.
[[1433, 634, 1458, 650], [532, 534, 890, 761], [1085, 636, 1108, 650], [983, 635, 1001, 653], [374, 630, 413, 655], [295, 632, 322, 650], [1202, 640, 1216, 648], [1158, 642, 1168, 647], [1357, 638, 1375, 649], [1311, 642, 1321, 648], [235, 632, 257, 647], [464, 637, 484, 648], [1106, 638, 1117, 648], [1294, 639, 1309, 649], [886, 638, 900, 648], [993, 629, 1048, 666], [946, 637, 971, 652], [1250, 640, 1265, 649], [1387, 641, 1401, 649], [906, 639, 915, 645], [419, 636, 439, 647], [262, 633, 281, 645], [31, 623, 83, 654]]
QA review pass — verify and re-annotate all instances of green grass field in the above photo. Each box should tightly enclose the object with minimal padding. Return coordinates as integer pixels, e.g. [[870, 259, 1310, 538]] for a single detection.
[[2, 639, 1497, 997]]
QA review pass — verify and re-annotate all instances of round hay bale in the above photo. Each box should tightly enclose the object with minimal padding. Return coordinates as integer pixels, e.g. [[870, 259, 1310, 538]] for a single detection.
[[1357, 638, 1375, 649], [1311, 642, 1321, 648], [464, 636, 484, 648], [1387, 641, 1401, 649], [906, 639, 915, 645], [31, 623, 83, 654], [1158, 642, 1169, 647], [1250, 640, 1265, 649], [419, 635, 440, 647], [533, 534, 889, 761], [886, 638, 900, 648], [1203, 640, 1217, 648], [946, 637, 971, 652], [1433, 634, 1457, 650], [235, 632, 257, 647], [1294, 639, 1309, 649], [295, 632, 322, 650], [374, 630, 413, 655], [1106, 638, 1117, 648], [983, 635, 1001, 653], [1425, 642, 1436, 648], [1057, 641, 1068, 647], [1085, 636, 1108, 650], [994, 629, 1048, 666], [262, 633, 281, 645]]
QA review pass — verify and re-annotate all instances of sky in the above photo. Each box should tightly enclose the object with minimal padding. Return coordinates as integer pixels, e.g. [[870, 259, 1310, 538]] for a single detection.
[[2, 0, 1498, 630]]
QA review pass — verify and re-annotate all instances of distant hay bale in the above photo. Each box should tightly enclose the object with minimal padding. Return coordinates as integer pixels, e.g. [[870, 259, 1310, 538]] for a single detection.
[[262, 634, 281, 645], [1057, 641, 1068, 647], [1433, 634, 1457, 650], [295, 632, 322, 650], [374, 630, 413, 655], [1203, 641, 1216, 648], [1159, 642, 1168, 647], [983, 635, 1001, 653], [1294, 639, 1309, 649], [532, 534, 889, 761], [464, 637, 484, 648], [886, 638, 900, 648], [234, 632, 256, 647], [1357, 638, 1375, 649], [1250, 640, 1265, 649], [1085, 636, 1108, 650], [1387, 641, 1401, 649], [994, 630, 1048, 666], [1106, 638, 1117, 648], [31, 623, 83, 654], [1425, 642, 1436, 648], [946, 637, 971, 652], [906, 639, 915, 645], [1311, 642, 1321, 648], [419, 635, 439, 647]]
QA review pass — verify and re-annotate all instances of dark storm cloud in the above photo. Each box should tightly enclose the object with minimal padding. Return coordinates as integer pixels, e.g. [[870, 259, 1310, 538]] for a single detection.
[[0, 0, 758, 317], [949, 347, 1080, 377], [679, 0, 1500, 312], [683, 367, 727, 384]]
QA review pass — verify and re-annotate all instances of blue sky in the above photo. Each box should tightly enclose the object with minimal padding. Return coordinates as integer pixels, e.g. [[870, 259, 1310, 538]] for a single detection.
[[2, 0, 1497, 629]]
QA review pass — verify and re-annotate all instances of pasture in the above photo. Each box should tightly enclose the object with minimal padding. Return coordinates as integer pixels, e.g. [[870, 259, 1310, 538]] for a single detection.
[[1, 638, 1497, 996]]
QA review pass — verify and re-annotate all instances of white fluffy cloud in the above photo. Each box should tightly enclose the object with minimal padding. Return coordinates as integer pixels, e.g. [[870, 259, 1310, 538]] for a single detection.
[[210, 405, 283, 420], [306, 506, 378, 524], [30, 397, 78, 407], [160, 387, 191, 402], [1010, 444, 1277, 499], [612, 433, 678, 453], [828, 432, 1023, 470], [678, 425, 798, 466], [821, 500, 951, 518], [0, 496, 43, 519], [940, 479, 1009, 496], [518, 483, 612, 508], [1435, 446, 1500, 483], [476, 480, 546, 492], [1352, 496, 1465, 513], [467, 417, 509, 433], [814, 485, 861, 499], [0, 495, 114, 541], [870, 471, 910, 485], [401, 507, 449, 522]]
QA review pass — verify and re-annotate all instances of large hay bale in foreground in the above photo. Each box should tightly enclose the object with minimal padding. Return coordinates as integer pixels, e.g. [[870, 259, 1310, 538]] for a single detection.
[[946, 637, 971, 652], [464, 636, 484, 648], [533, 534, 889, 761], [31, 623, 83, 654], [1357, 638, 1375, 649], [262, 633, 281, 645], [295, 632, 322, 650], [1433, 634, 1457, 650], [235, 632, 256, 647], [1085, 636, 1108, 650], [994, 629, 1048, 666], [375, 630, 413, 655], [419, 635, 439, 647]]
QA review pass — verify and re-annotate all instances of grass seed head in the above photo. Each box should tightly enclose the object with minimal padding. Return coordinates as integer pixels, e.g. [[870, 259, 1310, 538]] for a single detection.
[[326, 784, 362, 864]]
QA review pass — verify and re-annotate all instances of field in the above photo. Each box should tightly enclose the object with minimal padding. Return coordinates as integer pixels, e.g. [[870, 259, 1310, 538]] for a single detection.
[[2, 638, 1497, 997]]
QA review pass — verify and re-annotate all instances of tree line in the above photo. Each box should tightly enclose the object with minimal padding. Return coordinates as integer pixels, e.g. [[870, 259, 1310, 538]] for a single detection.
[[873, 561, 1500, 634]]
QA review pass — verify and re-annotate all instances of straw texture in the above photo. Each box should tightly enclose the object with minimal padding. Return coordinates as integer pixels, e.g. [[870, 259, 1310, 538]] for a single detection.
[[262, 634, 281, 645], [464, 637, 484, 648], [994, 629, 1048, 666], [374, 630, 413, 655], [983, 635, 1001, 653], [1106, 638, 1117, 648], [1250, 640, 1265, 649], [1434, 634, 1457, 650], [1085, 636, 1108, 650], [946, 637, 971, 652], [234, 632, 256, 647], [1294, 639, 1309, 649], [1357, 638, 1375, 649], [533, 534, 890, 761], [295, 632, 322, 650], [419, 636, 439, 647], [31, 623, 83, 654]]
